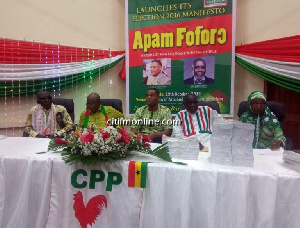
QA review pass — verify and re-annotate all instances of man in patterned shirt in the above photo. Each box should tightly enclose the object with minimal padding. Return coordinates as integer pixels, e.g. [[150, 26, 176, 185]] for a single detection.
[[79, 92, 124, 129], [131, 88, 172, 143], [24, 90, 74, 138], [172, 93, 222, 148]]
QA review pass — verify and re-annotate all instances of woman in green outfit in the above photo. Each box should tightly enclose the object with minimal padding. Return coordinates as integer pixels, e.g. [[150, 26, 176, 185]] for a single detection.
[[239, 91, 286, 150]]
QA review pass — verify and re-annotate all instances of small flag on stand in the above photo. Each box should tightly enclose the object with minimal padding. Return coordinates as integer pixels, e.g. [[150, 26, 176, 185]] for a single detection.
[[128, 161, 148, 188]]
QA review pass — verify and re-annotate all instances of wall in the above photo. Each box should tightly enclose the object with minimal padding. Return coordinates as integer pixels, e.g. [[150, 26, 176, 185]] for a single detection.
[[234, 0, 300, 118], [0, 0, 126, 136], [0, 0, 299, 136]]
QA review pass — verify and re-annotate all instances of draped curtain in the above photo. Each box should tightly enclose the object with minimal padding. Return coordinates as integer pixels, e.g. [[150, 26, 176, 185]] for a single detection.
[[0, 39, 125, 97], [235, 35, 300, 92], [2, 36, 299, 96]]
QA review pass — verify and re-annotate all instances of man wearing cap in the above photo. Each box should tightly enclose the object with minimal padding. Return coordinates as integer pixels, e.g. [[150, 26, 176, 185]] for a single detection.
[[24, 90, 74, 138]]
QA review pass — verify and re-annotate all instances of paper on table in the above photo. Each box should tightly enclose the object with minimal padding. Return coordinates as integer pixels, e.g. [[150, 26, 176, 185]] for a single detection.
[[0, 137, 51, 156], [0, 135, 7, 140], [255, 147, 284, 155]]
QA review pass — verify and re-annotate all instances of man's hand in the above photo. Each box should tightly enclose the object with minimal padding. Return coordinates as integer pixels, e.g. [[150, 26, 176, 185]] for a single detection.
[[36, 134, 45, 138], [148, 133, 157, 140], [45, 134, 55, 138], [131, 128, 142, 136], [270, 140, 283, 151], [137, 132, 145, 137]]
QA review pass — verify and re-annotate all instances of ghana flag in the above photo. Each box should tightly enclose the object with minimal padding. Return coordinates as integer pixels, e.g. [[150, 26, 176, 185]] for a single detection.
[[128, 161, 148, 188]]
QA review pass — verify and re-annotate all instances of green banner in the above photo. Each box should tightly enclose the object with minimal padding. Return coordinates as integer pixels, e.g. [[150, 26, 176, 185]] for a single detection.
[[126, 0, 236, 115]]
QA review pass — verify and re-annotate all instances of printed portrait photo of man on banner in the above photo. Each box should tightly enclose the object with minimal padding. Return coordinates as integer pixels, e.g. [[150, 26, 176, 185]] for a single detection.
[[126, 0, 236, 116], [143, 58, 171, 85], [184, 56, 215, 85]]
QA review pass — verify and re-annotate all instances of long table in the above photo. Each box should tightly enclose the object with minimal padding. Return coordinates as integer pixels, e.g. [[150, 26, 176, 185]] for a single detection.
[[0, 137, 300, 228]]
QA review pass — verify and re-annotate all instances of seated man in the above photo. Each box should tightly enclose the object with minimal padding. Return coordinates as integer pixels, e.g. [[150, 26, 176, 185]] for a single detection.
[[172, 93, 222, 148], [25, 90, 74, 138], [131, 88, 172, 143], [79, 92, 124, 129]]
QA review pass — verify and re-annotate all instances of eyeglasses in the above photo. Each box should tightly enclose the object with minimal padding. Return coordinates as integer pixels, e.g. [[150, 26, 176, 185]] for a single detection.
[[39, 96, 52, 101], [251, 102, 266, 107]]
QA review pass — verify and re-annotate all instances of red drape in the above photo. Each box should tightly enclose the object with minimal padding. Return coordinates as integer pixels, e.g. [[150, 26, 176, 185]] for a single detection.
[[118, 57, 126, 80], [236, 35, 300, 63], [0, 39, 125, 64]]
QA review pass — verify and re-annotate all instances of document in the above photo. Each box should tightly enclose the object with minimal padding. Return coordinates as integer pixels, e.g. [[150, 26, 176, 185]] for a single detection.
[[0, 135, 7, 140]]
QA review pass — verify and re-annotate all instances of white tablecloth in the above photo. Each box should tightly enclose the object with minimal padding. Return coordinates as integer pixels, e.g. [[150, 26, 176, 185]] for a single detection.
[[0, 137, 300, 228]]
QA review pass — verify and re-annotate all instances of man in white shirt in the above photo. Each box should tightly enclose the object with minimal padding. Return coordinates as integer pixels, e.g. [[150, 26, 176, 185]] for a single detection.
[[146, 59, 171, 85], [172, 93, 222, 148]]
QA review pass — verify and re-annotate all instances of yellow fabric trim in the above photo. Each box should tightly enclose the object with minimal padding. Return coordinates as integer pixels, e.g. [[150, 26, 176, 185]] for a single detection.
[[134, 162, 142, 187]]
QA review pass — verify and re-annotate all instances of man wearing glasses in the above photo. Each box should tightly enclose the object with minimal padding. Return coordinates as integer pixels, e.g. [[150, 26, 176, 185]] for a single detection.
[[24, 90, 74, 138]]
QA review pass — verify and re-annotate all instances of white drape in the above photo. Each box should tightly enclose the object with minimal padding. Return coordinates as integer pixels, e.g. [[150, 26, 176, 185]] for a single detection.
[[0, 54, 124, 81]]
